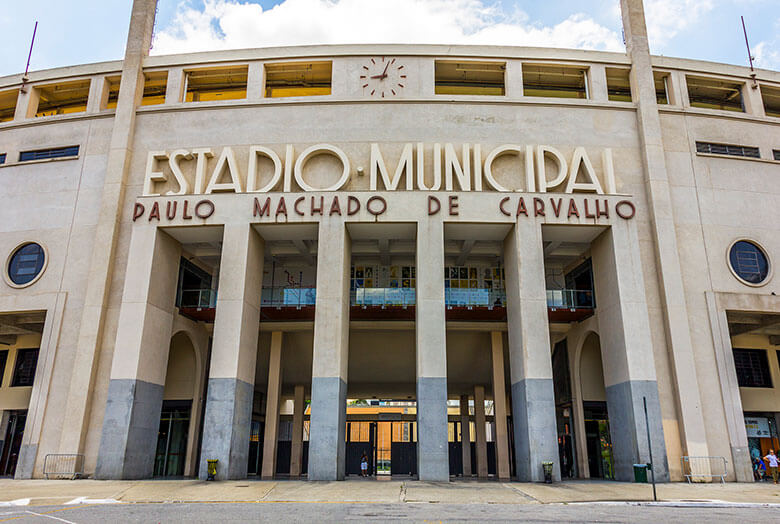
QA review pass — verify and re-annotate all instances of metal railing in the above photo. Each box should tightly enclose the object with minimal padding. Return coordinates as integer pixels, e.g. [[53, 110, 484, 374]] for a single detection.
[[43, 454, 84, 480], [546, 289, 595, 309], [352, 288, 416, 307], [681, 456, 728, 483], [445, 288, 506, 308], [261, 287, 317, 308], [178, 288, 217, 308]]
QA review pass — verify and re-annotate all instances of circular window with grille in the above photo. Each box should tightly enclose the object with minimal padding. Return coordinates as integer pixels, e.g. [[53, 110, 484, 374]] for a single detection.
[[5, 242, 47, 288], [728, 239, 771, 287]]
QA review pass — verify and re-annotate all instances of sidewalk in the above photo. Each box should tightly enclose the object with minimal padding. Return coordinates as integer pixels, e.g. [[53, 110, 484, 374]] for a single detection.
[[2, 479, 780, 507]]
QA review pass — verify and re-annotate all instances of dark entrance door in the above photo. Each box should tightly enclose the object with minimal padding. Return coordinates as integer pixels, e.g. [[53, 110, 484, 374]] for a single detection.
[[583, 401, 613, 479], [346, 422, 375, 476], [154, 400, 191, 477], [0, 411, 27, 477]]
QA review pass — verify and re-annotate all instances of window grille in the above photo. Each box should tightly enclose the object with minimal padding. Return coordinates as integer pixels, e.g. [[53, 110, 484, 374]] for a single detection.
[[19, 146, 79, 162], [733, 348, 772, 388], [695, 141, 760, 158], [11, 348, 39, 387]]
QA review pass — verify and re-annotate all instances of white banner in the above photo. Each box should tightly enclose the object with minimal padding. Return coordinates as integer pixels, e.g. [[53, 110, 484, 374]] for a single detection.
[[745, 417, 772, 438]]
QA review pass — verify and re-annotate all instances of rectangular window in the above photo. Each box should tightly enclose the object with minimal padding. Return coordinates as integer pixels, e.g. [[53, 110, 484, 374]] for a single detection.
[[686, 75, 744, 112], [434, 60, 506, 96], [104, 75, 121, 109], [184, 66, 248, 102], [0, 153, 6, 165], [142, 70, 168, 106], [265, 61, 332, 98], [0, 88, 19, 122], [695, 141, 760, 159], [653, 72, 669, 105], [34, 79, 91, 117], [774, 150, 780, 161], [19, 145, 80, 162], [523, 64, 588, 99], [606, 67, 631, 102], [0, 350, 7, 387], [11, 348, 39, 387], [733, 348, 772, 388], [762, 84, 780, 118]]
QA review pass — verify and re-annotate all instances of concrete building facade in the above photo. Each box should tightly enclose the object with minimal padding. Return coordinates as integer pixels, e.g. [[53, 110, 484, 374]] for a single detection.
[[0, 0, 778, 482]]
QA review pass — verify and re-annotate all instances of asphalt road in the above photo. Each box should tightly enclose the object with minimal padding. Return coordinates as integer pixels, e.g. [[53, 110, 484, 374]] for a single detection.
[[1, 502, 778, 523]]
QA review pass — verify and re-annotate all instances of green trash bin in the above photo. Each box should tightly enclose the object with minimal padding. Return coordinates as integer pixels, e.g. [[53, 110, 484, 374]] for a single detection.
[[633, 463, 648, 483]]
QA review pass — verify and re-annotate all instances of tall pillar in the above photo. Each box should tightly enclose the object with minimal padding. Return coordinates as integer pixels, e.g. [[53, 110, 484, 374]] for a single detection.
[[60, 0, 159, 462], [592, 224, 669, 481], [199, 224, 264, 480], [705, 292, 753, 482], [308, 219, 351, 480], [415, 218, 449, 481], [474, 385, 488, 478], [290, 384, 306, 477], [459, 395, 472, 477], [504, 221, 559, 482], [620, 0, 709, 466], [490, 332, 511, 480], [95, 227, 180, 479], [261, 332, 283, 479]]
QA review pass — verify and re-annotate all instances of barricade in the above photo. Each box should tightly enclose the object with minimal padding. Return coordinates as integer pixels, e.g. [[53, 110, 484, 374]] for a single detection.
[[43, 454, 84, 480], [681, 456, 728, 483]]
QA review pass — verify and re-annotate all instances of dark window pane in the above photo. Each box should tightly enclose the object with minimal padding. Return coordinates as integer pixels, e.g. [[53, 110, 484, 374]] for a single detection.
[[695, 141, 760, 158], [0, 153, 6, 164], [733, 348, 772, 388], [18, 145, 79, 162], [11, 348, 39, 387], [7, 243, 45, 285], [729, 241, 770, 284], [0, 350, 7, 387]]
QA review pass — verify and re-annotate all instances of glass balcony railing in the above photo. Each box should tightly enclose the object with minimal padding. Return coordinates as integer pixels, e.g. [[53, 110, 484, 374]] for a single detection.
[[445, 288, 506, 308], [352, 288, 416, 307], [546, 289, 595, 309], [261, 287, 317, 308], [178, 288, 217, 308]]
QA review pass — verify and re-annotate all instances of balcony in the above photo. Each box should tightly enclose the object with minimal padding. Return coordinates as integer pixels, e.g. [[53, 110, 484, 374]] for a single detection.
[[176, 286, 594, 323]]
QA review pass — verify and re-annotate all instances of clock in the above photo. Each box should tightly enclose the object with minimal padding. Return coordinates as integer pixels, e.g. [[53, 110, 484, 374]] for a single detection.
[[360, 57, 406, 98]]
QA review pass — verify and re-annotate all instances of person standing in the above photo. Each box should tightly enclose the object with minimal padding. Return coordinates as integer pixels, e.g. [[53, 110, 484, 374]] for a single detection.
[[360, 452, 369, 478], [764, 450, 779, 484]]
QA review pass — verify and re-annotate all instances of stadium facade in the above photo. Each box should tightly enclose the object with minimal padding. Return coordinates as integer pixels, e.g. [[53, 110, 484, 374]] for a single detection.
[[0, 0, 778, 482]]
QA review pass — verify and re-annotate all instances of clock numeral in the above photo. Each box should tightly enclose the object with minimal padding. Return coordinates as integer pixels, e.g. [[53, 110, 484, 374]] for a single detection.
[[360, 75, 366, 79], [371, 58, 376, 64], [381, 56, 385, 62], [370, 89, 375, 95], [381, 91, 385, 98], [391, 58, 396, 65], [398, 65, 404, 70], [363, 66, 369, 70], [400, 75, 406, 78], [363, 84, 368, 88], [391, 89, 396, 95], [398, 84, 404, 88]]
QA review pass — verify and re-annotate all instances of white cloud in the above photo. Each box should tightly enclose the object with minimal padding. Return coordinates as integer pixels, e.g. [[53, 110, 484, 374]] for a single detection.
[[752, 18, 780, 71], [643, 0, 714, 47], [152, 0, 624, 55]]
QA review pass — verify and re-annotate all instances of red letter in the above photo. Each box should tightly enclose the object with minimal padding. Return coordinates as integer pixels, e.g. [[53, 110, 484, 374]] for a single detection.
[[367, 196, 387, 216], [254, 197, 271, 217], [182, 200, 193, 219], [584, 199, 595, 219], [132, 203, 145, 221], [275, 197, 287, 217], [516, 197, 528, 217], [294, 197, 305, 216], [166, 201, 177, 220], [448, 195, 459, 216], [329, 196, 342, 216], [596, 199, 609, 218], [615, 200, 636, 219], [195, 200, 215, 219], [550, 198, 562, 217], [533, 197, 545, 217], [428, 196, 440, 215], [567, 199, 579, 218], [148, 202, 160, 221], [348, 196, 361, 216], [499, 197, 511, 217], [311, 196, 323, 216]]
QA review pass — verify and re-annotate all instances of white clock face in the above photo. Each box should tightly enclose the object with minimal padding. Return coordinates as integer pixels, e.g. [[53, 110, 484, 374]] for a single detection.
[[360, 57, 406, 98]]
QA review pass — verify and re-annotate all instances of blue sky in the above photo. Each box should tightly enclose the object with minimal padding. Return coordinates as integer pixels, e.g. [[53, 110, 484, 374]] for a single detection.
[[0, 1, 778, 77]]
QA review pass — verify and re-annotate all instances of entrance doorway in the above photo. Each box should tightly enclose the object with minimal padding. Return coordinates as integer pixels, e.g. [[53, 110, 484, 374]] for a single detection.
[[345, 420, 417, 477], [583, 401, 613, 479], [0, 411, 26, 477], [154, 400, 191, 477]]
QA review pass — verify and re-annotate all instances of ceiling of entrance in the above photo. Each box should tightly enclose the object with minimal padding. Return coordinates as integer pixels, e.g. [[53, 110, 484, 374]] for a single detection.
[[0, 311, 46, 346]]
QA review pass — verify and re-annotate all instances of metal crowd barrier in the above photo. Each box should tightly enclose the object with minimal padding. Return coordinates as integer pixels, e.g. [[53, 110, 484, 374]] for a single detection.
[[681, 455, 728, 483], [43, 454, 85, 480]]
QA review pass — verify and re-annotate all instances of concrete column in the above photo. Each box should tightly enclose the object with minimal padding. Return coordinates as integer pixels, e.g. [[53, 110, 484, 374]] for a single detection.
[[705, 292, 753, 482], [199, 224, 264, 480], [290, 384, 306, 477], [743, 84, 766, 117], [505, 60, 523, 99], [246, 62, 264, 101], [591, 223, 669, 482], [415, 218, 449, 481], [588, 63, 609, 102], [621, 0, 709, 471], [459, 395, 472, 477], [165, 67, 184, 104], [261, 332, 283, 479], [95, 227, 180, 479], [86, 77, 105, 113], [474, 385, 488, 478], [60, 0, 159, 464], [667, 70, 688, 107], [308, 219, 351, 480], [504, 220, 559, 482], [490, 332, 511, 480], [14, 85, 38, 120]]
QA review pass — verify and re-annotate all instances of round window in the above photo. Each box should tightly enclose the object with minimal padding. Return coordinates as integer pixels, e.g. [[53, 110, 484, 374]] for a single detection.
[[7, 243, 46, 286], [728, 240, 770, 286]]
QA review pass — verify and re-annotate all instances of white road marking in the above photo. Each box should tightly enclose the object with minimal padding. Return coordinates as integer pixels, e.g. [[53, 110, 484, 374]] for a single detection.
[[64, 496, 120, 505], [24, 510, 76, 523]]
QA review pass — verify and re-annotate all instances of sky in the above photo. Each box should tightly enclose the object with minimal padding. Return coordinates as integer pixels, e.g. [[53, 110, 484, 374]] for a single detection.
[[0, 0, 778, 77]]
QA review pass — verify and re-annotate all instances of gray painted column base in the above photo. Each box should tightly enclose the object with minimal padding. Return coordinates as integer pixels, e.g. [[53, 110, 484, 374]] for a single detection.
[[732, 445, 754, 482], [199, 377, 254, 480], [14, 443, 37, 479], [605, 379, 669, 482], [417, 377, 449, 481], [308, 377, 347, 480], [511, 378, 560, 482], [96, 379, 164, 479]]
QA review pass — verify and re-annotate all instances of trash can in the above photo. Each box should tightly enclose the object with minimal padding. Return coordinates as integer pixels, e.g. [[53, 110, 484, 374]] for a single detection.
[[542, 461, 554, 484], [206, 459, 219, 481], [633, 463, 648, 483]]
